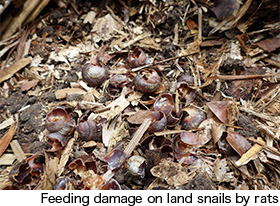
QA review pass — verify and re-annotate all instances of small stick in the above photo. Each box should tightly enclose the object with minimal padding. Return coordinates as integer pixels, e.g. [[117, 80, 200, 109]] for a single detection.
[[102, 119, 151, 182], [132, 52, 197, 72], [208, 73, 280, 81], [198, 7, 202, 41]]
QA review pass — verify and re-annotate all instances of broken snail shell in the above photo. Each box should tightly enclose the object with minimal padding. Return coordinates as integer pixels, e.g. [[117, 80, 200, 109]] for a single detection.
[[128, 47, 148, 68], [45, 107, 75, 136], [104, 143, 126, 171], [177, 82, 196, 104], [147, 111, 167, 133], [54, 177, 73, 190], [77, 119, 102, 141], [181, 106, 205, 130], [127, 155, 146, 178], [68, 154, 97, 174], [9, 153, 45, 185], [153, 93, 181, 127], [82, 62, 109, 87], [109, 74, 130, 88], [133, 69, 161, 93], [178, 74, 194, 85], [46, 132, 68, 152], [173, 132, 199, 164]]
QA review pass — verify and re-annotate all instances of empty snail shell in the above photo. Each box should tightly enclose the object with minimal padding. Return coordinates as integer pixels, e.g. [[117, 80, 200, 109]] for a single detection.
[[45, 107, 75, 137], [77, 119, 102, 141], [82, 62, 109, 87], [178, 74, 194, 85], [46, 132, 68, 152], [153, 93, 181, 127], [9, 153, 45, 185], [147, 111, 167, 133], [109, 74, 130, 88], [128, 47, 148, 68], [127, 155, 146, 178], [173, 132, 199, 164], [181, 107, 205, 130], [104, 143, 126, 171], [100, 178, 121, 190], [54, 177, 73, 190], [133, 69, 161, 93]]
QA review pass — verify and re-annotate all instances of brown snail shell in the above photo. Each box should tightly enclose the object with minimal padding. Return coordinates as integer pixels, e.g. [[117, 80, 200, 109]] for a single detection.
[[173, 132, 199, 164], [46, 132, 68, 152], [147, 111, 167, 133], [82, 63, 109, 87], [153, 93, 181, 127], [181, 107, 205, 130], [77, 119, 102, 141], [45, 107, 75, 137], [9, 153, 45, 185], [133, 69, 161, 93], [128, 47, 148, 68]]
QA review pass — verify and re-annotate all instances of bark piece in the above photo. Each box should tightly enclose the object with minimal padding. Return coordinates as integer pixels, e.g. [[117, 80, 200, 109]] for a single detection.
[[0, 57, 32, 83]]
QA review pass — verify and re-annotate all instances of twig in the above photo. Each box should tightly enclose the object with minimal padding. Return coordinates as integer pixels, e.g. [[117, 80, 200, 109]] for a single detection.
[[198, 7, 202, 41], [131, 52, 197, 72], [102, 118, 151, 182], [208, 73, 280, 81]]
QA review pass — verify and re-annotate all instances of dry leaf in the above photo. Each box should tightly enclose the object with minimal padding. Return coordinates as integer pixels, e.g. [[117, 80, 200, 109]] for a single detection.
[[126, 110, 153, 125], [57, 137, 76, 176], [99, 90, 130, 120], [10, 140, 25, 162], [213, 0, 240, 21], [212, 122, 225, 144], [0, 117, 14, 130], [41, 154, 59, 190], [83, 11, 96, 24], [92, 14, 123, 40], [226, 132, 252, 156], [256, 36, 280, 53], [0, 123, 17, 157], [197, 118, 216, 147], [81, 141, 97, 148], [207, 101, 228, 124], [213, 158, 228, 182]]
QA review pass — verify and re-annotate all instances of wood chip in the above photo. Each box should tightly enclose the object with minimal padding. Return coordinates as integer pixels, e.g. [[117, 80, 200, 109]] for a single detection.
[[0, 117, 14, 130], [57, 135, 77, 176], [20, 79, 39, 91], [10, 140, 25, 162], [0, 153, 16, 165], [0, 57, 32, 83], [55, 88, 86, 99], [236, 137, 264, 166], [41, 153, 59, 190]]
